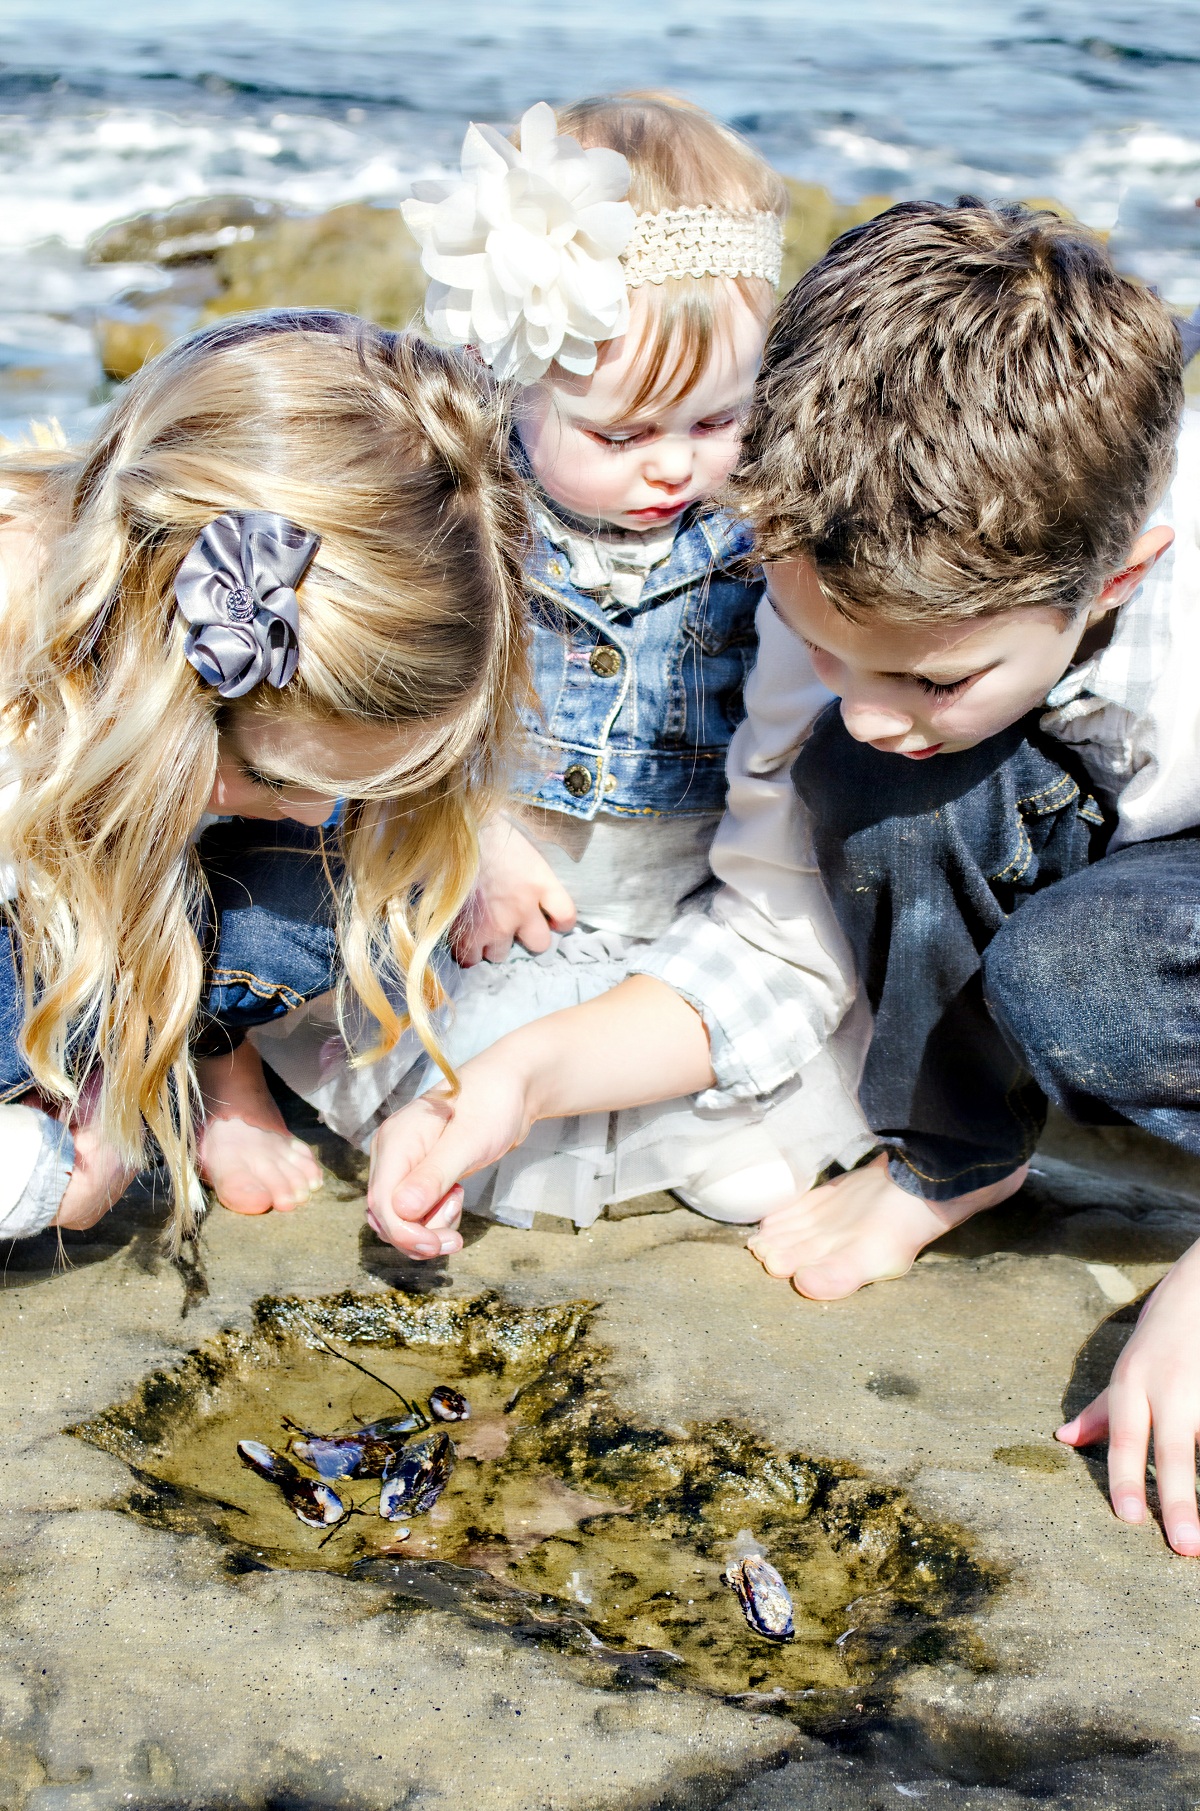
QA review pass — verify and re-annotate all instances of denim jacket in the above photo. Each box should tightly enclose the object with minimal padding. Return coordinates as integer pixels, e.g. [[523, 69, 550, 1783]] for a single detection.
[[518, 503, 763, 820]]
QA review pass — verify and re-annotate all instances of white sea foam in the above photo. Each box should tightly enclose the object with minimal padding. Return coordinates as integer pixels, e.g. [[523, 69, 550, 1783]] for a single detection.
[[0, 106, 420, 253]]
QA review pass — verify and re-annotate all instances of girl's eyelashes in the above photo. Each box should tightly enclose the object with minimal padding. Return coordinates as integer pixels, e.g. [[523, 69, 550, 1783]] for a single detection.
[[586, 426, 652, 449], [586, 413, 740, 449], [239, 762, 283, 791]]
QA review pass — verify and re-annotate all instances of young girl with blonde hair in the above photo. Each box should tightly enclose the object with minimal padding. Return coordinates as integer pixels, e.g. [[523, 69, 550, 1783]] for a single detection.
[[0, 309, 527, 1246], [246, 95, 872, 1247]]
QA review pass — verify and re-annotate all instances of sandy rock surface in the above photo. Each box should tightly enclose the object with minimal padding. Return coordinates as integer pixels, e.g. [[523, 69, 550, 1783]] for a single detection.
[[2, 1110, 1200, 1809]]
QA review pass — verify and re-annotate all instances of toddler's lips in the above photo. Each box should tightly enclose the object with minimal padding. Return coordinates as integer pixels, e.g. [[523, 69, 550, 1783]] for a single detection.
[[625, 501, 691, 523], [901, 743, 944, 760]]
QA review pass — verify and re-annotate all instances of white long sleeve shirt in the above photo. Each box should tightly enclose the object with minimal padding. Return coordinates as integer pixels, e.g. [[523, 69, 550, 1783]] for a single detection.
[[633, 410, 1200, 1101]]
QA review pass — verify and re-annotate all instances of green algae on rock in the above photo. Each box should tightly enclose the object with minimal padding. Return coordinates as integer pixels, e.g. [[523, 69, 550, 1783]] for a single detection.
[[71, 1288, 999, 1723]]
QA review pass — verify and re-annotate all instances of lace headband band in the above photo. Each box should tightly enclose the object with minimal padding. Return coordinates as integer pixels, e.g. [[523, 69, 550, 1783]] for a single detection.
[[622, 206, 782, 288], [175, 510, 320, 699], [402, 101, 782, 385]]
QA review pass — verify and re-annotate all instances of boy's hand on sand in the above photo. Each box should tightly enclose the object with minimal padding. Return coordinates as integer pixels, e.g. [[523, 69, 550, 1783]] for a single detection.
[[451, 817, 576, 967], [1057, 1241, 1200, 1557], [366, 1052, 535, 1257]]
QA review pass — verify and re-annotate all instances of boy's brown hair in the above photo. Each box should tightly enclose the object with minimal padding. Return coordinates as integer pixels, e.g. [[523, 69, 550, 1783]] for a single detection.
[[734, 199, 1183, 622]]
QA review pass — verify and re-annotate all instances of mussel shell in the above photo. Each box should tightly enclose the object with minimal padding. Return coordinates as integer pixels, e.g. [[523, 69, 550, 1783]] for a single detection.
[[379, 1432, 456, 1520], [237, 1440, 346, 1528], [237, 1438, 288, 1483], [283, 1478, 347, 1528], [289, 1435, 366, 1480], [724, 1556, 795, 1642], [366, 1411, 426, 1437], [290, 1433, 402, 1481], [429, 1385, 470, 1422]]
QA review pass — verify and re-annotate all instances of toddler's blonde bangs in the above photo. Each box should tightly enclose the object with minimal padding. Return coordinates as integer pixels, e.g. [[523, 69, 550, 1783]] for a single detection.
[[618, 271, 775, 418]]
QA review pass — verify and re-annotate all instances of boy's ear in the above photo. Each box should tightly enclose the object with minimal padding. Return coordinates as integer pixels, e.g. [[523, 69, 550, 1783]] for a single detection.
[[1090, 524, 1175, 619]]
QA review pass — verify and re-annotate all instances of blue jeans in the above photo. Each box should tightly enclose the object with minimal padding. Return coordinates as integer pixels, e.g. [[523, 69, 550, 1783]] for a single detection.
[[193, 817, 339, 1056], [0, 818, 340, 1097], [791, 706, 1200, 1198]]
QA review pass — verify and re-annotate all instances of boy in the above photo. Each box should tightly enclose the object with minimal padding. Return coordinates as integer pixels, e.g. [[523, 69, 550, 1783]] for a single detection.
[[365, 201, 1200, 1557]]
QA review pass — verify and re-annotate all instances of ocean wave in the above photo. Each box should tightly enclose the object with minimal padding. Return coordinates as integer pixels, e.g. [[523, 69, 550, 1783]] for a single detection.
[[0, 107, 422, 251]]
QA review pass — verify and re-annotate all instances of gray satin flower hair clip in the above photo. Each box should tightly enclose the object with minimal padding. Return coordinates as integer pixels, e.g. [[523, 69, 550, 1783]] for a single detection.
[[175, 510, 321, 699]]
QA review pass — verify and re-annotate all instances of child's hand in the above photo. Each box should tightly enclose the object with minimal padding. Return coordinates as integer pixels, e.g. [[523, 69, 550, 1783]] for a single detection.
[[451, 816, 576, 967], [365, 1048, 535, 1256], [1057, 1240, 1200, 1556]]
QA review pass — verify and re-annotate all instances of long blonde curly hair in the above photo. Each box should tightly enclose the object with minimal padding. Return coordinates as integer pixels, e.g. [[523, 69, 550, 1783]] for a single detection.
[[0, 310, 529, 1244]]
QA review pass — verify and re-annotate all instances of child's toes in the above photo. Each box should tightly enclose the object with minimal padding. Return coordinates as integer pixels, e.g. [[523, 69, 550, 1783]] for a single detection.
[[287, 1138, 323, 1189], [272, 1161, 317, 1212], [747, 1236, 800, 1279], [214, 1170, 278, 1216], [790, 1258, 865, 1300]]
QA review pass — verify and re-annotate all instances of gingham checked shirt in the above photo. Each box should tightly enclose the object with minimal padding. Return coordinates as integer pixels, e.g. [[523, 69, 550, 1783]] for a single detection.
[[631, 411, 1200, 1103]]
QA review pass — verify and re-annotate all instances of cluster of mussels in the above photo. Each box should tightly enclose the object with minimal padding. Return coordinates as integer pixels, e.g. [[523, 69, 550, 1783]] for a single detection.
[[232, 1353, 794, 1644], [236, 1382, 469, 1535]]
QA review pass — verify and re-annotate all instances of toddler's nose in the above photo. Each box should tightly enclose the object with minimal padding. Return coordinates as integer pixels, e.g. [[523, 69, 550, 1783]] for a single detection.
[[840, 699, 914, 745], [643, 438, 692, 487]]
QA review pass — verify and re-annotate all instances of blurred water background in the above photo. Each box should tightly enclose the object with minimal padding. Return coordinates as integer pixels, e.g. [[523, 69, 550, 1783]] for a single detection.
[[0, 0, 1197, 437]]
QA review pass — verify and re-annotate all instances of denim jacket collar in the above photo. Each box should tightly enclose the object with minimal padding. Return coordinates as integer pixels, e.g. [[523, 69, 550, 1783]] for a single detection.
[[513, 432, 756, 619]]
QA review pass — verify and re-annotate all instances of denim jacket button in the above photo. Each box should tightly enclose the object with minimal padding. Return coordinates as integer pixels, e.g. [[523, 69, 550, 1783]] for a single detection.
[[562, 764, 593, 797], [546, 556, 567, 579], [589, 644, 622, 678]]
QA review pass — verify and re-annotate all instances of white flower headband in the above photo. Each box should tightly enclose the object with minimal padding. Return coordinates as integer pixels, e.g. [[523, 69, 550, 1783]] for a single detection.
[[402, 103, 783, 386]]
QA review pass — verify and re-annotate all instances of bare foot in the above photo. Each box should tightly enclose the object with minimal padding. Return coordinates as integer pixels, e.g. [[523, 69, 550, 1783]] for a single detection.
[[745, 1152, 1028, 1300], [48, 1082, 139, 1233], [196, 1040, 323, 1216], [9, 1074, 140, 1234]]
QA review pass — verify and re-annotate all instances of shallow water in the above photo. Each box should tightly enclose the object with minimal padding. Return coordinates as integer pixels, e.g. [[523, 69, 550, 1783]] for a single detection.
[[0, 1, 1197, 435], [73, 1289, 995, 1720]]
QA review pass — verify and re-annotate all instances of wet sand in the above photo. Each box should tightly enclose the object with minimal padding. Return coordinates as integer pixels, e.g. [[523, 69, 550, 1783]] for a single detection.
[[2, 1106, 1200, 1807]]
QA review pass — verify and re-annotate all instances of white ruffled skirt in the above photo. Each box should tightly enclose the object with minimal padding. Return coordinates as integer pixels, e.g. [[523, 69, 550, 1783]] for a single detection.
[[251, 928, 874, 1229]]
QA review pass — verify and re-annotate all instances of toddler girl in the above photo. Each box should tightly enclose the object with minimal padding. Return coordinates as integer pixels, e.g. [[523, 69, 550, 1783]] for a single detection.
[[250, 96, 872, 1237], [0, 310, 526, 1245]]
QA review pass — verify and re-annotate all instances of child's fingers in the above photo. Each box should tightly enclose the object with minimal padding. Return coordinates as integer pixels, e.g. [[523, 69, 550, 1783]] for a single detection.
[[450, 922, 485, 968], [367, 1096, 454, 1224], [1105, 1383, 1152, 1525], [387, 1150, 467, 1224], [366, 1194, 463, 1258], [426, 1189, 464, 1232], [449, 894, 485, 968], [540, 876, 577, 933], [514, 909, 553, 955], [1056, 1389, 1110, 1447], [1149, 1416, 1200, 1556]]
